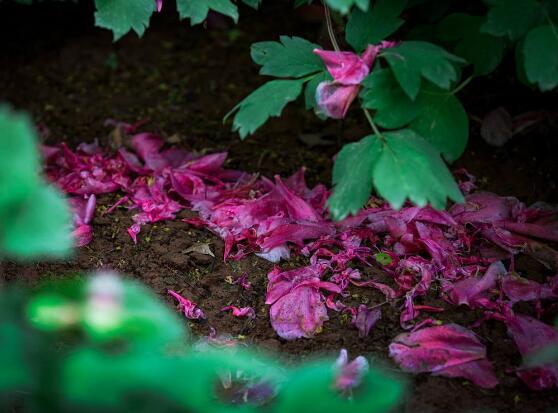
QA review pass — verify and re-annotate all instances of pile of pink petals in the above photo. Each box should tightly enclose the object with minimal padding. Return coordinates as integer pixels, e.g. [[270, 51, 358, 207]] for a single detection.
[[43, 124, 558, 390]]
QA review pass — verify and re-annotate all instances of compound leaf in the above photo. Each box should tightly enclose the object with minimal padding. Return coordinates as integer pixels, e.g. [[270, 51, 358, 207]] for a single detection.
[[94, 0, 155, 41], [346, 0, 406, 52], [251, 36, 324, 78], [523, 24, 558, 91], [177, 0, 238, 25], [328, 135, 382, 220], [383, 41, 464, 100], [481, 0, 542, 41], [226, 79, 306, 139], [373, 129, 463, 210]]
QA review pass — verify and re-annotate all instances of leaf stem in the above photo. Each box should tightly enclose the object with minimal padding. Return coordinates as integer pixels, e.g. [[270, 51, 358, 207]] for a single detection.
[[451, 75, 473, 95], [322, 1, 340, 51], [362, 107, 384, 141]]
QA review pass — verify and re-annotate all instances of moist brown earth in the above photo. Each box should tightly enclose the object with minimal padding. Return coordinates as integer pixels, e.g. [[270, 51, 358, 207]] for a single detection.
[[1, 2, 558, 412]]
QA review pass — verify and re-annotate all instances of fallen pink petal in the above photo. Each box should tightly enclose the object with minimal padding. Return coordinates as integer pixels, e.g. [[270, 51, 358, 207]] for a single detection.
[[221, 305, 256, 319], [389, 323, 499, 388], [352, 304, 381, 338], [168, 290, 206, 320], [504, 312, 558, 390], [40, 121, 558, 394]]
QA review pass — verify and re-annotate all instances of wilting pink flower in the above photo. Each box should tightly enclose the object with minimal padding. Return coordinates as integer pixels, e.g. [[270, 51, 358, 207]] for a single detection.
[[352, 304, 381, 338], [266, 265, 341, 339], [167, 290, 205, 320], [504, 312, 558, 390], [313, 41, 397, 119], [221, 305, 256, 319], [334, 349, 369, 392], [389, 323, 498, 388]]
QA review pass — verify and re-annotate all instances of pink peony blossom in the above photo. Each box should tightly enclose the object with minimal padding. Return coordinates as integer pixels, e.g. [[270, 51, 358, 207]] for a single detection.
[[313, 42, 397, 119]]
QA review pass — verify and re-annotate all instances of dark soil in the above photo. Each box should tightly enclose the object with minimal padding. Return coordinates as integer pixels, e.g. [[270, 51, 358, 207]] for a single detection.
[[1, 2, 558, 412]]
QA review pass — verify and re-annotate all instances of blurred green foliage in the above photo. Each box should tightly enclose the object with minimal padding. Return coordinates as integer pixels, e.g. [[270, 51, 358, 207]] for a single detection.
[[0, 275, 403, 413], [0, 106, 71, 259]]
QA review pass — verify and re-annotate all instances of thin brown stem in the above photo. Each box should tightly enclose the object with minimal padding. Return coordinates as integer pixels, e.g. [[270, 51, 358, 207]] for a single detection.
[[322, 1, 340, 51]]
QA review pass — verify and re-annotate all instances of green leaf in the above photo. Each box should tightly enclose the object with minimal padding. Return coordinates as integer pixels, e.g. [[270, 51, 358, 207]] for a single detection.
[[327, 135, 382, 220], [546, 0, 558, 24], [382, 41, 464, 100], [515, 38, 536, 88], [438, 13, 505, 76], [2, 185, 72, 259], [251, 36, 324, 78], [0, 323, 33, 393], [241, 0, 262, 8], [226, 79, 306, 139], [523, 24, 558, 91], [83, 279, 188, 346], [294, 0, 312, 7], [325, 0, 370, 15], [346, 0, 406, 52], [94, 0, 155, 41], [0, 107, 39, 221], [177, 0, 238, 25], [361, 70, 468, 162], [360, 68, 421, 129], [481, 0, 542, 41], [409, 87, 468, 162], [373, 129, 463, 210], [374, 252, 393, 266]]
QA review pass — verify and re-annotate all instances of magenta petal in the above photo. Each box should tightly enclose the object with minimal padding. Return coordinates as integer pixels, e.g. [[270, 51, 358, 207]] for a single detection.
[[274, 175, 322, 222], [155, 0, 162, 12], [450, 192, 519, 224], [449, 261, 506, 308], [73, 224, 93, 247], [221, 305, 256, 319], [500, 221, 558, 243], [69, 194, 97, 226], [260, 222, 334, 250], [315, 82, 360, 119], [270, 285, 328, 339], [186, 152, 228, 174], [168, 290, 206, 320], [313, 49, 370, 85], [131, 133, 168, 170], [266, 265, 339, 339], [504, 313, 558, 389], [389, 323, 498, 388], [502, 274, 558, 303], [353, 304, 381, 338]]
